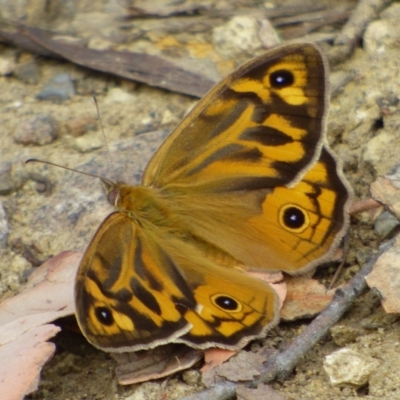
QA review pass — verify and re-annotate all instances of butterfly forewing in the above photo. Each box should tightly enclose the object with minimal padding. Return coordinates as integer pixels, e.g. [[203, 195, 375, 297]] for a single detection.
[[143, 43, 328, 192]]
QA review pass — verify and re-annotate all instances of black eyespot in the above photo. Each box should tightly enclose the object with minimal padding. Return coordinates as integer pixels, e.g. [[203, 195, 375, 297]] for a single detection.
[[95, 307, 114, 326], [282, 206, 306, 229], [213, 295, 240, 311], [270, 70, 294, 88]]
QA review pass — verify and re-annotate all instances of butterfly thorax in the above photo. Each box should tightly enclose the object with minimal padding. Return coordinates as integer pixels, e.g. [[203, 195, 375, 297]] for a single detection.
[[111, 183, 243, 269], [114, 183, 185, 231]]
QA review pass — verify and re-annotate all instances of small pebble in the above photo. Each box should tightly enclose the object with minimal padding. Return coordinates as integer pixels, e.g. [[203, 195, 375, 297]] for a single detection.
[[0, 162, 13, 195], [13, 61, 40, 84], [72, 132, 103, 153], [65, 115, 97, 137], [182, 370, 201, 386], [213, 16, 264, 59], [14, 114, 58, 146], [0, 55, 16, 76], [0, 202, 9, 249], [330, 325, 360, 347], [323, 348, 379, 387], [374, 211, 400, 238], [36, 73, 75, 101], [104, 87, 136, 104]]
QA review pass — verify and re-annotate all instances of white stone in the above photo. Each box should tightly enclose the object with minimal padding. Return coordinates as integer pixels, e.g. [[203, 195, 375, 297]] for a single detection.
[[104, 88, 136, 104], [212, 16, 263, 58], [72, 132, 103, 153], [364, 3, 400, 57], [362, 131, 399, 175], [323, 348, 379, 386], [0, 56, 16, 76]]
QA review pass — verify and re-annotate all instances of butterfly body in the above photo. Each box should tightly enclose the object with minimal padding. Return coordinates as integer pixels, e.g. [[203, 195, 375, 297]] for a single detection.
[[75, 43, 351, 353]]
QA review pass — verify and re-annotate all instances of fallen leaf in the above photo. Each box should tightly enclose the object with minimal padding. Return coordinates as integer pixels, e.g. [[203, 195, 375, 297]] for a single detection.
[[370, 172, 400, 219], [0, 324, 60, 400], [202, 346, 274, 387], [281, 276, 338, 320], [365, 235, 400, 313], [0, 251, 80, 345], [112, 344, 202, 385], [0, 251, 81, 399]]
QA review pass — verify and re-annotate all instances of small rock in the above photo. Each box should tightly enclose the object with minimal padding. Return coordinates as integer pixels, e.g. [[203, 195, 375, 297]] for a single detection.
[[65, 115, 97, 137], [374, 211, 400, 238], [36, 73, 75, 101], [323, 348, 379, 387], [0, 202, 9, 249], [364, 4, 400, 56], [330, 325, 360, 347], [104, 88, 136, 104], [72, 132, 103, 153], [258, 19, 280, 49], [13, 61, 40, 84], [0, 55, 16, 76], [14, 114, 58, 146], [362, 128, 400, 175], [182, 370, 201, 386], [0, 162, 13, 195], [213, 16, 264, 59]]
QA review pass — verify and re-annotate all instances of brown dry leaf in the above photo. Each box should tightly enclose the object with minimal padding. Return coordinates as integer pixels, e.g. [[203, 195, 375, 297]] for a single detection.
[[365, 235, 400, 314], [0, 23, 215, 98], [202, 348, 237, 373], [0, 324, 61, 400], [0, 251, 80, 345], [370, 173, 400, 219], [280, 276, 337, 321], [202, 346, 274, 387], [112, 344, 202, 385], [0, 251, 81, 399]]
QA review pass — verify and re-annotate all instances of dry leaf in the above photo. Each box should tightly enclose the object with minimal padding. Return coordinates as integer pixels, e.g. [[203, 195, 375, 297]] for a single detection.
[[370, 173, 400, 219], [112, 344, 202, 385], [0, 251, 81, 399], [202, 346, 274, 387], [0, 251, 80, 345], [280, 276, 337, 320], [365, 235, 400, 314], [0, 324, 61, 400]]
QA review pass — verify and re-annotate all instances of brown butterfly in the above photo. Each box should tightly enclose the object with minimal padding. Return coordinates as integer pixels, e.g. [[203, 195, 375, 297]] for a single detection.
[[74, 42, 351, 353]]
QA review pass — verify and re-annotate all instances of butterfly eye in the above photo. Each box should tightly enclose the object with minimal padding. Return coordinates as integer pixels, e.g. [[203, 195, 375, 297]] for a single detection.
[[269, 69, 294, 88], [95, 306, 114, 326], [279, 205, 309, 233], [211, 295, 242, 312], [107, 189, 119, 206]]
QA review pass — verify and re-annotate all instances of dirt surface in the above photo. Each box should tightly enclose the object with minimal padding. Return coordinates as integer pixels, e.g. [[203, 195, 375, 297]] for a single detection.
[[1, 1, 400, 399]]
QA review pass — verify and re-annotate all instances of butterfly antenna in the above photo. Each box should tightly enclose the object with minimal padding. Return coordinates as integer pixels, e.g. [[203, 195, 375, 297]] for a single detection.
[[25, 159, 112, 183], [93, 95, 117, 182]]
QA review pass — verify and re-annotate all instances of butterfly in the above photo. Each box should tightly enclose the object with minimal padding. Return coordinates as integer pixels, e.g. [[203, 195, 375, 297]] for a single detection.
[[75, 42, 351, 353]]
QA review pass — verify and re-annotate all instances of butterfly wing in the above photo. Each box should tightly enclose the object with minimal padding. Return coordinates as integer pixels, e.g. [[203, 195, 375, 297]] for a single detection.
[[143, 43, 329, 191], [75, 212, 278, 352], [142, 43, 350, 274]]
